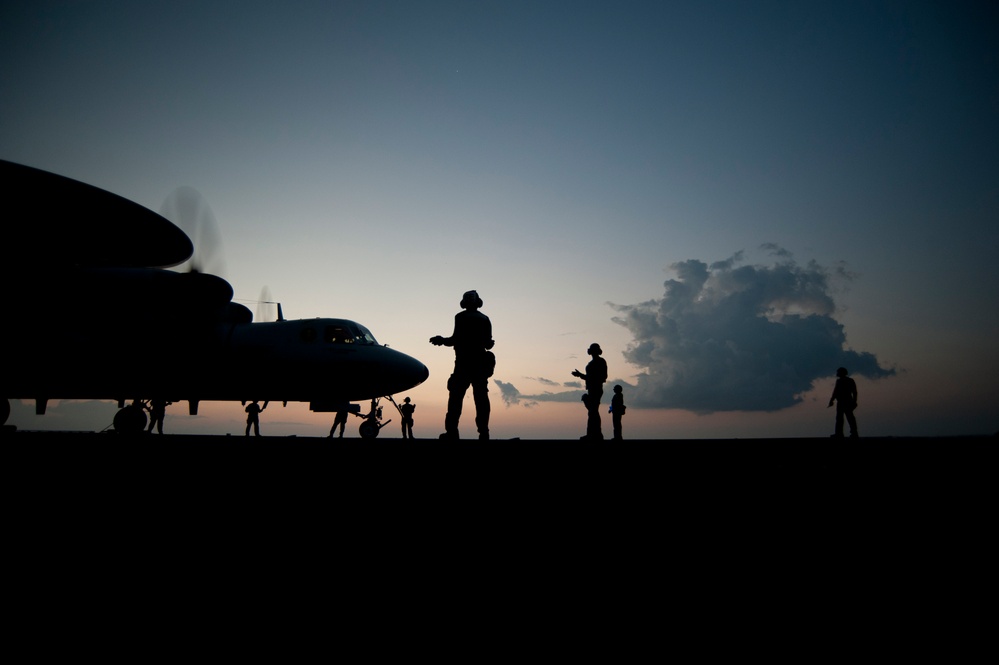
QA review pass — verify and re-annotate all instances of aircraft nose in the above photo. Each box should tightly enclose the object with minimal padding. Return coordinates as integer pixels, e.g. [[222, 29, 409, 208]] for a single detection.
[[411, 357, 430, 386], [386, 347, 429, 392]]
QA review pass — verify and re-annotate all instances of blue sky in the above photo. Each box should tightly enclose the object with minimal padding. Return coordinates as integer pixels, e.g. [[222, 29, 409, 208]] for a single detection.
[[3, 1, 997, 438]]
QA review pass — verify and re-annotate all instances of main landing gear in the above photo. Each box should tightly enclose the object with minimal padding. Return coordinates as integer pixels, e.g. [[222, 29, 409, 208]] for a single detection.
[[113, 401, 147, 434]]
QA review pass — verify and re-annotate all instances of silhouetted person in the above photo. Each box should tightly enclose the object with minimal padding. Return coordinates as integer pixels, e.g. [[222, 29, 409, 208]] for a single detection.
[[430, 289, 495, 440], [146, 399, 170, 434], [330, 407, 349, 438], [245, 400, 266, 437], [828, 367, 858, 438], [572, 343, 608, 440], [400, 397, 416, 439], [610, 385, 626, 440]]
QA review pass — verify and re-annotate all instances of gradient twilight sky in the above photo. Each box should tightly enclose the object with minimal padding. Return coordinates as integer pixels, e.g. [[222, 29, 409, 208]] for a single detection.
[[3, 1, 997, 438]]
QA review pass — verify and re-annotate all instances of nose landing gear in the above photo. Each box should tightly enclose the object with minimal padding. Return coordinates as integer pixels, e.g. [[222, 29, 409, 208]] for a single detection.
[[355, 397, 392, 439]]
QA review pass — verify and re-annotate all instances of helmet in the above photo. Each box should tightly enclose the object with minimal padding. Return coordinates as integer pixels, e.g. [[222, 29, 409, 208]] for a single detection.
[[460, 290, 483, 309], [836, 367, 848, 377], [588, 343, 602, 355]]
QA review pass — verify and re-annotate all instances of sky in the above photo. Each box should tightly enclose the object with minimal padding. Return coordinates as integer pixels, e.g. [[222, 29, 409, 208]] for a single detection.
[[3, 0, 997, 439]]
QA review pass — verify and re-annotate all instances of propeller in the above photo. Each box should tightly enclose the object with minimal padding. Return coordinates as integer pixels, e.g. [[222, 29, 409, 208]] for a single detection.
[[160, 186, 226, 276], [255, 286, 285, 322]]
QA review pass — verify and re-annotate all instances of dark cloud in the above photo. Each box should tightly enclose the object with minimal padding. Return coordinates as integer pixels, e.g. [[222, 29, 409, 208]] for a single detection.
[[608, 248, 896, 413]]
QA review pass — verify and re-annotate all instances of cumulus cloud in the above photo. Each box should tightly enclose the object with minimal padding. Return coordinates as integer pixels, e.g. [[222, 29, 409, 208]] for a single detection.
[[494, 380, 521, 407], [608, 247, 896, 413], [494, 380, 538, 408]]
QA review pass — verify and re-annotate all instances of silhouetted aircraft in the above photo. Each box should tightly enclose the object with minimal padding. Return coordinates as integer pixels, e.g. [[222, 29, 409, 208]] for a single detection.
[[0, 159, 429, 435]]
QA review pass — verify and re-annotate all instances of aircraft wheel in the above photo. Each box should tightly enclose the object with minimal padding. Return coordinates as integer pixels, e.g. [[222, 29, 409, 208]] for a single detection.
[[359, 421, 379, 439], [113, 404, 147, 434], [1, 399, 9, 426]]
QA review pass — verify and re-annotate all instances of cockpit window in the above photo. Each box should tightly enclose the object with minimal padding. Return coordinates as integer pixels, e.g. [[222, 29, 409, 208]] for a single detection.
[[325, 325, 354, 344], [354, 324, 378, 345], [320, 322, 378, 345]]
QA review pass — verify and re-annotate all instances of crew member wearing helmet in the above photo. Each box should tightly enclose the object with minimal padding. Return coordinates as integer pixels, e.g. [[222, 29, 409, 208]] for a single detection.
[[430, 290, 495, 439], [572, 343, 608, 440], [828, 367, 858, 438], [399, 397, 416, 439]]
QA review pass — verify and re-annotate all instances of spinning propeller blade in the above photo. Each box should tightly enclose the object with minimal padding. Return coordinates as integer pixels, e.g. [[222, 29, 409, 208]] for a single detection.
[[255, 286, 285, 322], [160, 186, 226, 276]]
